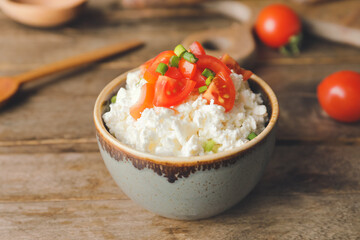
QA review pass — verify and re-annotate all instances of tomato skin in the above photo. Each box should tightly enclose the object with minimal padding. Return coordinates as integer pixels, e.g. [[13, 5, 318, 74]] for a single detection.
[[196, 55, 231, 75], [220, 54, 253, 81], [130, 83, 155, 120], [192, 69, 207, 88], [189, 41, 206, 56], [255, 4, 301, 48], [165, 67, 183, 80], [143, 51, 175, 84], [154, 76, 196, 108], [179, 58, 197, 79], [202, 72, 236, 112], [317, 70, 360, 123]]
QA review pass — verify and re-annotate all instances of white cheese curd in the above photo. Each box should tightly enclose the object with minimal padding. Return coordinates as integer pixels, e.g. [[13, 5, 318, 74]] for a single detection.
[[103, 70, 268, 157]]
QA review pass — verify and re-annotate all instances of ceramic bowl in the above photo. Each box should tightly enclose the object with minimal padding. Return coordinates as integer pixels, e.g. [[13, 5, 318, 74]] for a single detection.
[[0, 0, 87, 28], [94, 69, 279, 220]]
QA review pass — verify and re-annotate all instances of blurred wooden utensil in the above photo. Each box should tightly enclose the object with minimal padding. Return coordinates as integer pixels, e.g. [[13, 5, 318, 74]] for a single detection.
[[0, 40, 144, 105]]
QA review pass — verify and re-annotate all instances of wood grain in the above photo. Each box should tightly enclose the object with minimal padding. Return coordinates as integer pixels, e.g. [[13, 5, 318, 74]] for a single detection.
[[0, 0, 359, 239]]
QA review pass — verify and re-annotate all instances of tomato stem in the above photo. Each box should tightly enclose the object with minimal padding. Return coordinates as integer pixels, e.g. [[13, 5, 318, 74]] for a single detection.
[[279, 32, 302, 56]]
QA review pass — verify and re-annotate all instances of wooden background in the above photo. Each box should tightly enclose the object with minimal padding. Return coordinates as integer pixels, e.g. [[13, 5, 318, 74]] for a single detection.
[[0, 0, 359, 239]]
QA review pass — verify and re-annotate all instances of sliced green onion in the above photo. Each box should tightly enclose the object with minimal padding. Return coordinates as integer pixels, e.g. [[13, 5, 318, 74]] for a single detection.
[[203, 139, 220, 153], [111, 95, 117, 104], [205, 76, 213, 86], [183, 52, 198, 63], [202, 68, 215, 78], [247, 132, 257, 140], [169, 55, 180, 67], [156, 62, 168, 75], [174, 44, 187, 57], [198, 86, 207, 93]]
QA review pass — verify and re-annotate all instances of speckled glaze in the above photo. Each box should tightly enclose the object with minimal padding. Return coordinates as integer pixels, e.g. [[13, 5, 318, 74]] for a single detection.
[[94, 69, 279, 220]]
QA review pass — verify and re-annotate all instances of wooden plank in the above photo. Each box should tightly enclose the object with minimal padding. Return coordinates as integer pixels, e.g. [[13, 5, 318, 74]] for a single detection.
[[0, 145, 358, 202], [0, 194, 359, 240]]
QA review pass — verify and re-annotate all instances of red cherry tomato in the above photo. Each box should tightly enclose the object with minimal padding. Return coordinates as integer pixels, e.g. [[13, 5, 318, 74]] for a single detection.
[[178, 58, 197, 79], [196, 55, 231, 75], [192, 69, 207, 88], [255, 4, 301, 48], [130, 83, 155, 120], [165, 66, 183, 80], [143, 51, 175, 84], [189, 41, 206, 56], [220, 54, 253, 81], [317, 70, 360, 123], [202, 72, 236, 112], [153, 76, 196, 108]]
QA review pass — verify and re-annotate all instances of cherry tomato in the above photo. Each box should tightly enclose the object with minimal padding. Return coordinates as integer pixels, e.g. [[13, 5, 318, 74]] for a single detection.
[[255, 4, 301, 48], [192, 69, 207, 88], [202, 72, 236, 112], [220, 54, 253, 81], [143, 51, 175, 84], [153, 76, 196, 108], [130, 83, 155, 120], [140, 57, 155, 74], [165, 66, 183, 80], [189, 41, 206, 56], [317, 70, 360, 123], [196, 55, 231, 75], [178, 58, 197, 79]]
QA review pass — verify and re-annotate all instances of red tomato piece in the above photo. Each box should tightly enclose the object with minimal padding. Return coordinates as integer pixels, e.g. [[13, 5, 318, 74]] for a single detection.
[[196, 55, 231, 75], [317, 70, 360, 123], [165, 66, 183, 80], [202, 72, 236, 112], [192, 69, 207, 88], [154, 76, 196, 108], [140, 57, 155, 72], [143, 51, 175, 84], [220, 54, 253, 81], [130, 83, 155, 120], [255, 4, 301, 48], [189, 41, 206, 56], [179, 58, 197, 79]]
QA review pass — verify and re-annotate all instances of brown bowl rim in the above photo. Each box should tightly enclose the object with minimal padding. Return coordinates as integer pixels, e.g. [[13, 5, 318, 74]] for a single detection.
[[94, 68, 279, 166]]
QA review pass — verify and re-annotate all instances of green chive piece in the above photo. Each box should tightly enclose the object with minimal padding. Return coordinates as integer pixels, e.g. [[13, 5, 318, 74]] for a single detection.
[[205, 76, 213, 86], [183, 52, 198, 63], [174, 44, 187, 57], [247, 132, 257, 140], [203, 139, 221, 153], [198, 86, 207, 93], [156, 62, 168, 75], [111, 95, 117, 104], [169, 55, 180, 67], [202, 68, 215, 78]]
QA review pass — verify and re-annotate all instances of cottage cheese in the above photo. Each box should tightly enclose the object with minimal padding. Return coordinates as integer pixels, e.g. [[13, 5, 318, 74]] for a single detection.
[[103, 70, 267, 157]]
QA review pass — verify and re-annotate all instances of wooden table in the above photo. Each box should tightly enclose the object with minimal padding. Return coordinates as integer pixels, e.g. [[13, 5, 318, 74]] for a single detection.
[[1, 0, 359, 239]]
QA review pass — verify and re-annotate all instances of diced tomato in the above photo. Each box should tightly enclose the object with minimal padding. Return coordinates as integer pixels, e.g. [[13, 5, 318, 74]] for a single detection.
[[192, 69, 207, 88], [130, 83, 155, 119], [143, 51, 175, 84], [165, 67, 183, 80], [196, 55, 232, 75], [154, 76, 196, 108], [140, 57, 155, 74], [202, 72, 236, 112], [220, 54, 253, 81], [179, 58, 197, 79], [189, 41, 206, 56]]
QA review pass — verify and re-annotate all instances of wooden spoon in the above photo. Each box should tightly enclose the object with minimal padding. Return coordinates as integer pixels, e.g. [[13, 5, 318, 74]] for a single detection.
[[0, 40, 144, 105], [182, 1, 256, 66]]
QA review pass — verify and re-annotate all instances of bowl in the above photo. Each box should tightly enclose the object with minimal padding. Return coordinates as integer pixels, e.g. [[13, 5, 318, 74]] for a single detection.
[[94, 69, 279, 220], [0, 0, 87, 28]]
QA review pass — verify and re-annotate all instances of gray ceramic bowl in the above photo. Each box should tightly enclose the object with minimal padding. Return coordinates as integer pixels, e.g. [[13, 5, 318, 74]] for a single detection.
[[94, 69, 279, 220]]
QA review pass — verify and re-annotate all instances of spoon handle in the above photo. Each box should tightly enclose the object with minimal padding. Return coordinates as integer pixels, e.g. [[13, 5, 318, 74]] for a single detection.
[[13, 40, 144, 84]]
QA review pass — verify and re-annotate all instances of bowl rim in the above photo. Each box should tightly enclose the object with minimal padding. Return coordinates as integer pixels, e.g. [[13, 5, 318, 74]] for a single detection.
[[0, 0, 87, 10], [94, 68, 279, 166]]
